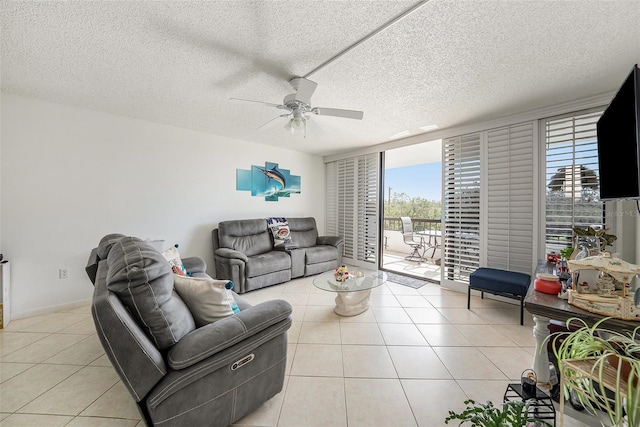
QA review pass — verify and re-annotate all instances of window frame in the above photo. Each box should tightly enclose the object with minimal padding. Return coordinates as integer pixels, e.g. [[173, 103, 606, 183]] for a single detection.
[[540, 108, 607, 256]]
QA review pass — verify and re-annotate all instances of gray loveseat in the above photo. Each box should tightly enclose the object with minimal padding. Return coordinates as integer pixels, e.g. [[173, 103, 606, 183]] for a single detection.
[[213, 217, 344, 293], [86, 234, 292, 426]]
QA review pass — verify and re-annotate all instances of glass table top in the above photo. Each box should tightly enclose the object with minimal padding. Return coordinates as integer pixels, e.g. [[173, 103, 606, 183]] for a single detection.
[[313, 267, 387, 292]]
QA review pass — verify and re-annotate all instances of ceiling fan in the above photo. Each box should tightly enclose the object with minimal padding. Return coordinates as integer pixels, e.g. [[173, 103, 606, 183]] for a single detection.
[[230, 77, 364, 136]]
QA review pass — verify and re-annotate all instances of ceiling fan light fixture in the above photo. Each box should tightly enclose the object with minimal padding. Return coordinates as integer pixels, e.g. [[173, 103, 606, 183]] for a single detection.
[[286, 116, 306, 134]]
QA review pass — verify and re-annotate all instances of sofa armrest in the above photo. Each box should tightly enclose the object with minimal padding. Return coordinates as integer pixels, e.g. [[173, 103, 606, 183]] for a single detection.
[[215, 248, 249, 262], [86, 247, 100, 285], [181, 256, 207, 275], [317, 235, 344, 247], [273, 242, 300, 251], [167, 299, 292, 370]]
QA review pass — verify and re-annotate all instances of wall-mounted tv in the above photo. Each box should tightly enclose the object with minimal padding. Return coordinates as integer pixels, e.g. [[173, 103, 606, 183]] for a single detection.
[[597, 64, 640, 201]]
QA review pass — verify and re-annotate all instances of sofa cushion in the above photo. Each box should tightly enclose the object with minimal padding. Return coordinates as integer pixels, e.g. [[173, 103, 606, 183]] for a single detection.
[[173, 275, 238, 327], [218, 219, 273, 256], [469, 267, 531, 297], [266, 217, 293, 248], [305, 245, 338, 264], [97, 233, 127, 259], [105, 236, 196, 349], [246, 251, 291, 277], [288, 217, 319, 248]]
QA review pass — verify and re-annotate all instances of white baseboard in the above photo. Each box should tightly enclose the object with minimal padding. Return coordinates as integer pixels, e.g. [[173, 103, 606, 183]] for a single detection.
[[11, 298, 92, 320]]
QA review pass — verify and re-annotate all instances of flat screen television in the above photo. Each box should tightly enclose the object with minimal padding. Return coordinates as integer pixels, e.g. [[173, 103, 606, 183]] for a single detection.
[[596, 64, 640, 201]]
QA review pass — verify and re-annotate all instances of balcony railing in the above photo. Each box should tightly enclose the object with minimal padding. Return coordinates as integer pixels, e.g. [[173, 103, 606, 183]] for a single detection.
[[382, 217, 442, 282], [383, 217, 441, 233]]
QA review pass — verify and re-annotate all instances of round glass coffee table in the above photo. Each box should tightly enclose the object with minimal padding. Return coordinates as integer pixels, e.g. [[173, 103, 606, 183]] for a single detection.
[[313, 267, 387, 316]]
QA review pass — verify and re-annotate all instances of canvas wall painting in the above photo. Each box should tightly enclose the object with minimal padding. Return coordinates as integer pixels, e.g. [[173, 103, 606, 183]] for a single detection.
[[236, 161, 301, 201]]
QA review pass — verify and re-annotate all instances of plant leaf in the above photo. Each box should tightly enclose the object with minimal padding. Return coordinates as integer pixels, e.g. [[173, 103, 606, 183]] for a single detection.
[[573, 227, 588, 236]]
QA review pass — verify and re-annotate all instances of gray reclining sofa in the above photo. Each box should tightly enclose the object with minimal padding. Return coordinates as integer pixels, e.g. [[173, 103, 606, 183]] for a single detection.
[[213, 217, 344, 293], [86, 234, 292, 426]]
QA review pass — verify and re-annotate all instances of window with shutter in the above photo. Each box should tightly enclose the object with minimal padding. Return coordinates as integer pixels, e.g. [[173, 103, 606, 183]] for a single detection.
[[544, 109, 604, 254], [357, 154, 379, 263], [326, 153, 379, 265], [486, 123, 535, 274], [326, 161, 338, 237], [443, 133, 481, 283]]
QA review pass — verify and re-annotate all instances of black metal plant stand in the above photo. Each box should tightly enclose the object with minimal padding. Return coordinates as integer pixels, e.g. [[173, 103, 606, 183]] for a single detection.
[[504, 383, 556, 426]]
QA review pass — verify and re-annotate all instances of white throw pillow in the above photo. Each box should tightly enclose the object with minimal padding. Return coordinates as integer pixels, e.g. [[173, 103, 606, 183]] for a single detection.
[[173, 275, 238, 327]]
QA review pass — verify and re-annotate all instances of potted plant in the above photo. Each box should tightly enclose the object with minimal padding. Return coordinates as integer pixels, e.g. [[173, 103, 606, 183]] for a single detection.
[[544, 317, 640, 427], [572, 226, 617, 254], [559, 246, 574, 260], [444, 399, 553, 426]]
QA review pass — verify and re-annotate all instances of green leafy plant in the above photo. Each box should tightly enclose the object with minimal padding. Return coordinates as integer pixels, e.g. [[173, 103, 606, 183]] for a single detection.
[[572, 226, 617, 251], [444, 399, 552, 426], [560, 247, 574, 259], [543, 317, 640, 427]]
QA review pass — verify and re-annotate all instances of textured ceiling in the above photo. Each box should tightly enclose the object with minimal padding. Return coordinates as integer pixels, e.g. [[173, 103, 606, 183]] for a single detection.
[[2, 1, 639, 156]]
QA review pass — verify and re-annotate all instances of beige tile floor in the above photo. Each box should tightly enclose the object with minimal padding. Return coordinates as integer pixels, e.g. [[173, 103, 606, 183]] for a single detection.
[[0, 276, 596, 427], [382, 250, 442, 283]]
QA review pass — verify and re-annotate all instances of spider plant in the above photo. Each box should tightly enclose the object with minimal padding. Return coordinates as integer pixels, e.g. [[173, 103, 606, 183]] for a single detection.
[[544, 317, 640, 426]]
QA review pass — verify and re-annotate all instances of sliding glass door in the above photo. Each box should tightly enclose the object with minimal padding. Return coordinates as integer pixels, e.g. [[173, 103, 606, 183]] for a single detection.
[[380, 140, 443, 283]]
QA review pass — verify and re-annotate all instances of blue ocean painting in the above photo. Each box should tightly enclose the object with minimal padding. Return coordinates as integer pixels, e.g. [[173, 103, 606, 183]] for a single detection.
[[236, 162, 301, 201]]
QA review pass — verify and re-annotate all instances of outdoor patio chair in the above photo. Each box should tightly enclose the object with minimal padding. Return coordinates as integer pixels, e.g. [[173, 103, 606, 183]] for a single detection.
[[400, 216, 425, 262]]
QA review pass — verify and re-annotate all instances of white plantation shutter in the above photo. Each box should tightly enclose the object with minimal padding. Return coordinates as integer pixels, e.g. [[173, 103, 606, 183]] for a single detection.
[[486, 123, 535, 274], [326, 161, 338, 236], [443, 133, 481, 284], [326, 153, 379, 265], [544, 109, 604, 253], [339, 158, 356, 260], [357, 154, 378, 263]]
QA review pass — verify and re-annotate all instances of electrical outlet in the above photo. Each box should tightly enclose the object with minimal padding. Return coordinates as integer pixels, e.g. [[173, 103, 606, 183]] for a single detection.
[[59, 268, 69, 279]]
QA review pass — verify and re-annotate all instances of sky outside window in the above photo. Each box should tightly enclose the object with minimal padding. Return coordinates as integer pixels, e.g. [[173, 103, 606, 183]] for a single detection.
[[385, 162, 442, 201]]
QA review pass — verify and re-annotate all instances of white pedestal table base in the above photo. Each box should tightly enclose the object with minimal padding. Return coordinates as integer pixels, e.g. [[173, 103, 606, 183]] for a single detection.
[[334, 289, 373, 316]]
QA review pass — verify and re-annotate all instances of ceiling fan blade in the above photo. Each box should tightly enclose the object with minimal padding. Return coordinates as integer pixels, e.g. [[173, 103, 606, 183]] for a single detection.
[[290, 77, 317, 105], [229, 98, 284, 109], [305, 116, 326, 138], [257, 114, 290, 130], [312, 107, 364, 120]]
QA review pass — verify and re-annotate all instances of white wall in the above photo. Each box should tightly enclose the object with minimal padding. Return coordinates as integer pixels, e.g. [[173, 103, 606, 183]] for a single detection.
[[612, 200, 637, 262], [0, 91, 3, 256], [1, 94, 326, 318]]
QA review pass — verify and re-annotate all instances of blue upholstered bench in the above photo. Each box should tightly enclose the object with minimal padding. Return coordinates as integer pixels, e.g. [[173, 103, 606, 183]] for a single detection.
[[468, 267, 531, 325]]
